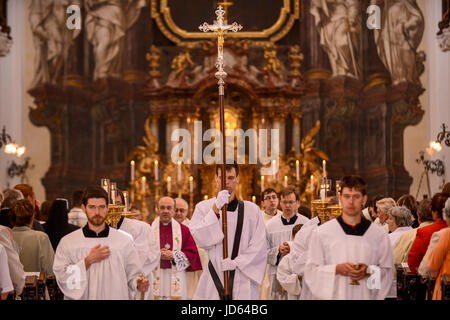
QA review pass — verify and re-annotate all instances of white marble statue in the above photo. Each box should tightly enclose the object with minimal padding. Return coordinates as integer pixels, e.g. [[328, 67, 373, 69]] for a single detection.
[[85, 0, 146, 80], [310, 0, 362, 79], [29, 0, 81, 86], [372, 0, 425, 85]]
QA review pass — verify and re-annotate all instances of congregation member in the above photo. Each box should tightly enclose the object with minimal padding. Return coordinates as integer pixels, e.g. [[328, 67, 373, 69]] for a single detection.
[[374, 197, 396, 233], [408, 192, 449, 274], [387, 206, 413, 248], [68, 190, 88, 227]]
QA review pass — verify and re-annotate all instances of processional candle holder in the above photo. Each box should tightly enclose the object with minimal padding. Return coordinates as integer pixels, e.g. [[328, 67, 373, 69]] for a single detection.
[[106, 204, 126, 229]]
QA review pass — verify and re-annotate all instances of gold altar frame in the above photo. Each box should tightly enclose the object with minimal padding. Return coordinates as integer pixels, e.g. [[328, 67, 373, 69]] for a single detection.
[[150, 0, 300, 45]]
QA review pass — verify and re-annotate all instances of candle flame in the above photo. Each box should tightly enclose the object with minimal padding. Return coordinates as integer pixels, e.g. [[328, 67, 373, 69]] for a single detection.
[[189, 176, 193, 181], [168, 176, 171, 181], [131, 160, 135, 165]]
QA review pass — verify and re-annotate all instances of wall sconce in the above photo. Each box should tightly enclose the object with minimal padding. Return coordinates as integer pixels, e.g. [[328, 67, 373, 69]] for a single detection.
[[0, 126, 26, 157]]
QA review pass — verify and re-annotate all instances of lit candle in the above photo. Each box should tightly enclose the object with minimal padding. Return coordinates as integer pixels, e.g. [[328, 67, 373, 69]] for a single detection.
[[204, 195, 208, 200], [141, 177, 146, 194], [320, 188, 326, 201], [189, 176, 194, 193], [252, 196, 256, 203], [123, 191, 129, 210], [130, 161, 135, 182], [284, 176, 288, 188], [322, 160, 326, 177], [111, 182, 117, 205], [296, 160, 300, 181], [154, 160, 159, 181], [167, 176, 172, 193], [177, 161, 182, 182], [310, 175, 314, 193], [261, 176, 265, 192]]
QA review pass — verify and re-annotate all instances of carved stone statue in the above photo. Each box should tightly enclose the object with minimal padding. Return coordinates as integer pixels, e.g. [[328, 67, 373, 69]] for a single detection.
[[372, 0, 425, 85], [29, 0, 80, 86], [310, 0, 362, 79], [85, 0, 146, 80]]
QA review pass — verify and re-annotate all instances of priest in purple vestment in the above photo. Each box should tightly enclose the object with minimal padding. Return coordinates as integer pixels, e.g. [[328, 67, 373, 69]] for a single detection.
[[150, 196, 202, 300]]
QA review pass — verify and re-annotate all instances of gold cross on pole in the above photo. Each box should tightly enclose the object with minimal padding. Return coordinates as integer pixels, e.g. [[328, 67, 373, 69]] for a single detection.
[[199, 5, 242, 95]]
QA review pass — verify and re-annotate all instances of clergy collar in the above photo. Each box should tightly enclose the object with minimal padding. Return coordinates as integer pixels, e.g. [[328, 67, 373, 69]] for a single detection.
[[82, 223, 110, 238], [337, 215, 371, 236], [281, 214, 298, 225], [226, 197, 239, 212], [160, 219, 172, 226]]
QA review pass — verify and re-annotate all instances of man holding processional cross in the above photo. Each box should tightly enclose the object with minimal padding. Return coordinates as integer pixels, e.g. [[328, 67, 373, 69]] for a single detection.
[[189, 6, 267, 300]]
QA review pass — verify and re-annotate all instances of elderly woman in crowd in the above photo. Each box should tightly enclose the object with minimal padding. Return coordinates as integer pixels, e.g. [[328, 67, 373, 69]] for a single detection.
[[10, 199, 54, 276], [428, 198, 450, 300], [397, 194, 419, 228], [387, 206, 413, 248], [374, 197, 397, 233]]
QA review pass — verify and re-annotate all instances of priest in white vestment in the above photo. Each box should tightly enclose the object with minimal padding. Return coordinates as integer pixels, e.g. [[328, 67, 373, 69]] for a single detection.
[[259, 188, 282, 299], [151, 197, 202, 300], [190, 164, 267, 300], [174, 198, 208, 300], [53, 187, 149, 300], [266, 187, 309, 300], [113, 192, 160, 300], [304, 176, 393, 300]]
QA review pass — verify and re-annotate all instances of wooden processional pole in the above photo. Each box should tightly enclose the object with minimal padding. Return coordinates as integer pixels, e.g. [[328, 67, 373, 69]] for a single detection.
[[199, 6, 242, 298]]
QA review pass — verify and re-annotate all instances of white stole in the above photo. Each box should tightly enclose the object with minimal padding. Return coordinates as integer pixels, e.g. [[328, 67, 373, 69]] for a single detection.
[[151, 218, 183, 300]]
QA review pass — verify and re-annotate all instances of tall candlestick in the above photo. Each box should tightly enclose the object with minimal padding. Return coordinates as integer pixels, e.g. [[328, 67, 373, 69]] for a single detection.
[[310, 175, 314, 193], [177, 161, 182, 182], [284, 176, 288, 188], [261, 176, 265, 193], [130, 161, 135, 182], [167, 176, 172, 193], [141, 177, 146, 194], [322, 160, 326, 177], [296, 160, 300, 181], [101, 178, 110, 203], [154, 160, 159, 181], [189, 176, 194, 193]]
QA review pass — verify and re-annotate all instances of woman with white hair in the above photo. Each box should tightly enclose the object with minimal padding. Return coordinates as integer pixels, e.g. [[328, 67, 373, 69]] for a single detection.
[[374, 198, 397, 233], [387, 206, 413, 247]]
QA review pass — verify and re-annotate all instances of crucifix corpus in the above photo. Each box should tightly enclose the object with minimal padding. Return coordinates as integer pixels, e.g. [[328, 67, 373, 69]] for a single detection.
[[199, 5, 242, 299]]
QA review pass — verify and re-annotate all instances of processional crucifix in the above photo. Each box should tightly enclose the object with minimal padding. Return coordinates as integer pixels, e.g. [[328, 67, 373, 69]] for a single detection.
[[199, 5, 242, 299]]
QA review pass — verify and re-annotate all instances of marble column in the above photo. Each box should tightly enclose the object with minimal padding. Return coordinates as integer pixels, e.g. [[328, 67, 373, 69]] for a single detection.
[[166, 114, 180, 160], [292, 114, 301, 153], [271, 113, 286, 155]]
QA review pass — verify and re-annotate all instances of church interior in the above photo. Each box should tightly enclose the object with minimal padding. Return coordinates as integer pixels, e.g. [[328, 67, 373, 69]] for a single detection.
[[0, 0, 450, 303]]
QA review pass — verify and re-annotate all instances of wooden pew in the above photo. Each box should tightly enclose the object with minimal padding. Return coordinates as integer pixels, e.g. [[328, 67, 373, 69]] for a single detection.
[[442, 274, 450, 300]]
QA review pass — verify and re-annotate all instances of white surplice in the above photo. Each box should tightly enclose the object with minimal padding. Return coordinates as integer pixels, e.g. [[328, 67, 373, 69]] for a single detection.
[[304, 219, 393, 300], [189, 198, 267, 300], [290, 216, 320, 300], [53, 227, 144, 300], [276, 249, 301, 300], [117, 217, 160, 300], [265, 213, 309, 300]]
